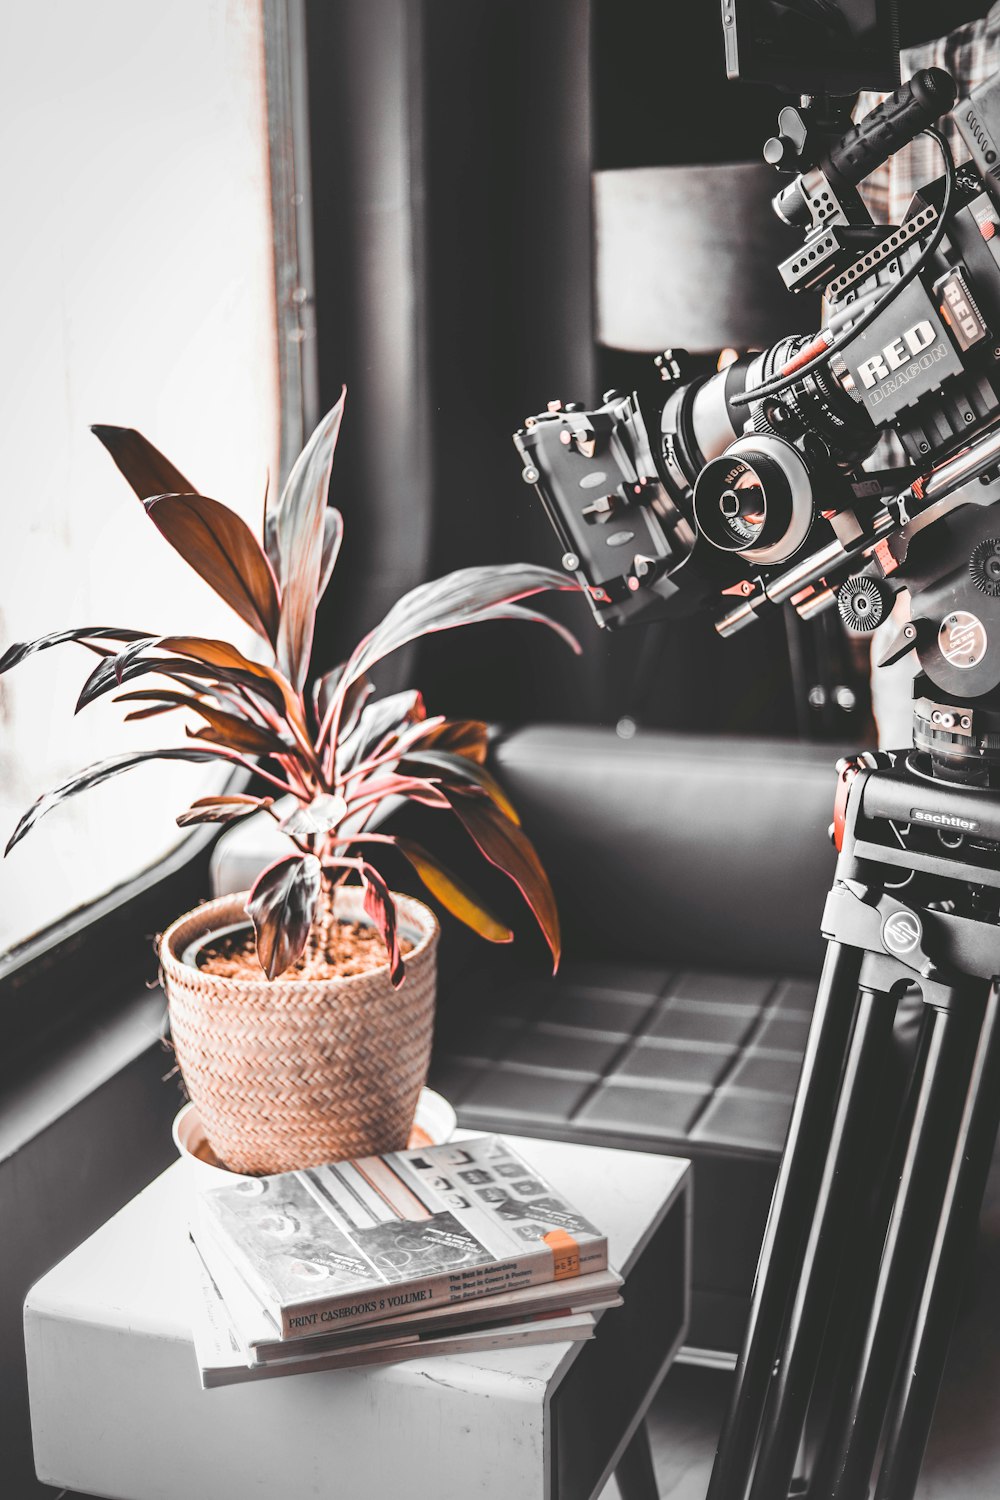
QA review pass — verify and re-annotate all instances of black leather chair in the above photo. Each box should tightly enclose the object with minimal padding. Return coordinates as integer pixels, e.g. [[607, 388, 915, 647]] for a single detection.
[[211, 725, 844, 1358], [427, 726, 842, 1357]]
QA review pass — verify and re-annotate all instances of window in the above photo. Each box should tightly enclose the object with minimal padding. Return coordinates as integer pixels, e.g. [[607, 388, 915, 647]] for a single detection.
[[0, 1, 283, 956]]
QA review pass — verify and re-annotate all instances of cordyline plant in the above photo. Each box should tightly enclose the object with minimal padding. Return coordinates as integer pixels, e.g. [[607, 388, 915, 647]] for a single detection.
[[1, 389, 583, 984]]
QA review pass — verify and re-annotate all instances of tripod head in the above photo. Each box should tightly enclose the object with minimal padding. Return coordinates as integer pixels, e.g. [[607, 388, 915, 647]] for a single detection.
[[866, 450, 1000, 786]]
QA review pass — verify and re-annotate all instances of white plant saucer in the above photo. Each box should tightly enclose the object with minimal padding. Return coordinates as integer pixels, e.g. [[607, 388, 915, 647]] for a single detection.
[[172, 1087, 457, 1189]]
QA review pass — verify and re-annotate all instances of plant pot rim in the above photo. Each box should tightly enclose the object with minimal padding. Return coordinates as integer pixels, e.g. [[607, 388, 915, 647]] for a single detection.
[[171, 1088, 458, 1185], [160, 886, 439, 992]]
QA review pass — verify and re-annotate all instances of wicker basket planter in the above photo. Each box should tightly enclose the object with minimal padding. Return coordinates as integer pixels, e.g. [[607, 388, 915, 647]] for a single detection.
[[160, 887, 440, 1176]]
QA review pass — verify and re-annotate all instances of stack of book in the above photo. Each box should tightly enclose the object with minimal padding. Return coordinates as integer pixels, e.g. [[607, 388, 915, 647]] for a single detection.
[[188, 1133, 622, 1387]]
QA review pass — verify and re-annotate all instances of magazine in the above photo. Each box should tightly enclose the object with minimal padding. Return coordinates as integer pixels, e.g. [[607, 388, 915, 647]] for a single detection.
[[195, 1134, 609, 1339], [189, 1246, 597, 1388]]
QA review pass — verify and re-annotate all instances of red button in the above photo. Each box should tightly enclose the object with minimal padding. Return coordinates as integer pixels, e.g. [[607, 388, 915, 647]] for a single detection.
[[980, 220, 996, 241]]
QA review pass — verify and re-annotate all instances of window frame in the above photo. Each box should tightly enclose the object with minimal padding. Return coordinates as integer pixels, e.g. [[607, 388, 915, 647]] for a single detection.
[[0, 0, 318, 1077]]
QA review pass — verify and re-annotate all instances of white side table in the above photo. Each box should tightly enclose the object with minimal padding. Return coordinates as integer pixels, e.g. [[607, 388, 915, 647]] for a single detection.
[[25, 1135, 690, 1500]]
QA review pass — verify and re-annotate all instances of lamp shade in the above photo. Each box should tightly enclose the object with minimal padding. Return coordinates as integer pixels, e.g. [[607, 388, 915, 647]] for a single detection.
[[594, 163, 820, 353]]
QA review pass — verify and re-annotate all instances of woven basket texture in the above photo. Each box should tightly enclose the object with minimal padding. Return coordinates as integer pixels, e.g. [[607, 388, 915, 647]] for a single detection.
[[161, 887, 439, 1175]]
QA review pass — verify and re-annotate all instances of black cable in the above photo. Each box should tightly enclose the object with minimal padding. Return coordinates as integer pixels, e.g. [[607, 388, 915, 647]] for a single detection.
[[728, 125, 956, 411]]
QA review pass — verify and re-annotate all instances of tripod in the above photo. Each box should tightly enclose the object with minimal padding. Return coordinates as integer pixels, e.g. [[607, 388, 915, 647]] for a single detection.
[[705, 732, 1000, 1500]]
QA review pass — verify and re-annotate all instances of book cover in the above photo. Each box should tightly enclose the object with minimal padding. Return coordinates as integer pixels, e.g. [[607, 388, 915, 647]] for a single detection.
[[196, 1134, 608, 1339], [190, 1230, 621, 1364], [189, 1245, 596, 1388]]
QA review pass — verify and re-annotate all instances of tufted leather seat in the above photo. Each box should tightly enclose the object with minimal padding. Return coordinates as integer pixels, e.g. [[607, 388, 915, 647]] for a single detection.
[[427, 726, 843, 1357]]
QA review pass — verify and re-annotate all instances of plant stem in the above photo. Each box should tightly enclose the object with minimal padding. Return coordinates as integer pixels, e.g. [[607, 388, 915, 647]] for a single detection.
[[306, 878, 340, 966]]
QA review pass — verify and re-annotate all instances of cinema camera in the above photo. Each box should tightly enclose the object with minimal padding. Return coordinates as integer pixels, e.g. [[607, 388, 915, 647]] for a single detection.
[[514, 1, 1000, 786], [514, 7, 1000, 1500]]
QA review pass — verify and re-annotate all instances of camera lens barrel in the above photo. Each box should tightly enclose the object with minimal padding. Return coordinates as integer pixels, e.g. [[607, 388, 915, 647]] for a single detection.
[[693, 435, 814, 565]]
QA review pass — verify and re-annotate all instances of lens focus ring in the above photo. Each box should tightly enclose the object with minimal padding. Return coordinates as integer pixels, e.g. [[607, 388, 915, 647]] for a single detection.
[[693, 435, 813, 565]]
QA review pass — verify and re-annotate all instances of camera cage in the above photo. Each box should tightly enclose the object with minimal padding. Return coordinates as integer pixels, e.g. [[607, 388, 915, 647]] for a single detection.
[[513, 34, 1000, 786]]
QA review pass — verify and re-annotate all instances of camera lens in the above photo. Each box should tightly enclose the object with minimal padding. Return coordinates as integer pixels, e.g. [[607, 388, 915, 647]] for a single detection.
[[694, 435, 813, 564], [714, 467, 769, 548]]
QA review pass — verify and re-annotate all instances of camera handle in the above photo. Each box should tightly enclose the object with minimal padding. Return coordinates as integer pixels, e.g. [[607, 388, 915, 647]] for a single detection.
[[767, 69, 956, 296], [706, 752, 1000, 1500]]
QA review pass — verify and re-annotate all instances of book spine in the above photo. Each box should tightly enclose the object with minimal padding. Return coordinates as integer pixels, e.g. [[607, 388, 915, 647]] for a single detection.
[[279, 1248, 570, 1340], [194, 1207, 284, 1326]]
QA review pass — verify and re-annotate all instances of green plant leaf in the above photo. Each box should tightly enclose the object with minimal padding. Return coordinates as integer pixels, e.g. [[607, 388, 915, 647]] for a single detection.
[[143, 493, 281, 648], [5, 747, 218, 854], [395, 839, 513, 944], [246, 853, 322, 979], [91, 425, 194, 500], [445, 794, 560, 970], [176, 794, 274, 827], [360, 862, 405, 986], [270, 391, 347, 689]]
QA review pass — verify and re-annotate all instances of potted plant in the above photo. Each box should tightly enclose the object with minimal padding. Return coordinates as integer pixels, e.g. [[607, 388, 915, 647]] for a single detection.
[[1, 389, 581, 1174]]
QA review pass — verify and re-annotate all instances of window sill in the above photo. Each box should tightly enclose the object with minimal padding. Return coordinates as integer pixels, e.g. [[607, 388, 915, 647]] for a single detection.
[[0, 983, 168, 1168]]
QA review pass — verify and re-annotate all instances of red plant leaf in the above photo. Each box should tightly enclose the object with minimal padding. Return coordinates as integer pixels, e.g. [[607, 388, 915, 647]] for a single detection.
[[270, 391, 347, 690], [344, 773, 452, 823], [113, 687, 292, 755], [280, 793, 348, 838], [318, 508, 344, 602], [176, 795, 274, 827], [5, 747, 218, 854], [115, 687, 230, 722], [408, 719, 488, 764], [313, 666, 372, 745], [399, 748, 520, 824], [185, 703, 294, 758], [91, 424, 194, 500], [346, 563, 580, 686], [79, 652, 285, 719], [336, 690, 426, 775], [360, 863, 405, 986], [266, 496, 343, 606], [0, 626, 151, 676], [121, 701, 184, 721], [143, 493, 281, 648], [246, 853, 322, 979], [471, 601, 581, 655], [395, 839, 513, 944], [444, 794, 560, 970], [158, 637, 310, 739]]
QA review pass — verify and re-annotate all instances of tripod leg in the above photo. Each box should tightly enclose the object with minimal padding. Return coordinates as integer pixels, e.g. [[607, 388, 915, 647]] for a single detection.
[[813, 988, 986, 1500], [706, 941, 862, 1500], [746, 986, 897, 1500], [875, 981, 1000, 1500]]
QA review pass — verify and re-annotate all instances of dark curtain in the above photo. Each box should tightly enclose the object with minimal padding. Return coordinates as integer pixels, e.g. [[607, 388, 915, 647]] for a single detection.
[[304, 0, 973, 740]]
